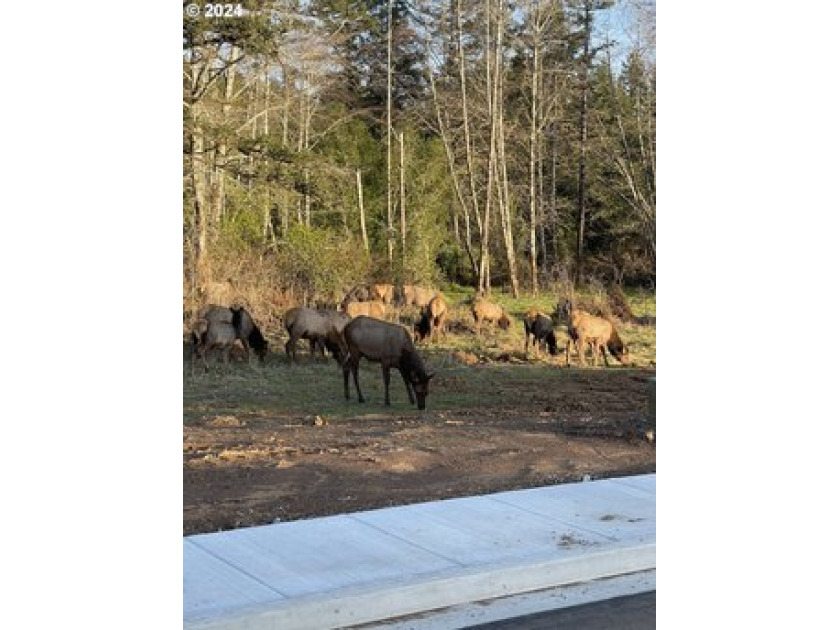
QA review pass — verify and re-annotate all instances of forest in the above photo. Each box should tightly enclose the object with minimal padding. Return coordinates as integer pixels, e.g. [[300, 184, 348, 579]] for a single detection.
[[183, 0, 655, 315]]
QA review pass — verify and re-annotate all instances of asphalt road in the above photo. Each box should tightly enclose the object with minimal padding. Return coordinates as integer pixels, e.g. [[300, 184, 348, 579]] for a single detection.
[[465, 592, 656, 630]]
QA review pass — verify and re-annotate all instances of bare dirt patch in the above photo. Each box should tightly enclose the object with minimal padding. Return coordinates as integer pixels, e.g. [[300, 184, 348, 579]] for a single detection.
[[184, 364, 655, 535]]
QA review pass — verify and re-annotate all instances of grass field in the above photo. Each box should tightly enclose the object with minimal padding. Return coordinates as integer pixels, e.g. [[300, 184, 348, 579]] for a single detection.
[[184, 288, 656, 533], [184, 288, 656, 424], [400, 286, 657, 367]]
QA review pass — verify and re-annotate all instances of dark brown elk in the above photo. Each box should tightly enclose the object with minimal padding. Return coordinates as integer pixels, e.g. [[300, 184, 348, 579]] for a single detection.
[[523, 308, 558, 356], [194, 304, 268, 362], [188, 319, 208, 364], [414, 294, 447, 342], [283, 307, 350, 362], [231, 306, 268, 362], [557, 299, 630, 367], [523, 307, 542, 351], [471, 298, 511, 335], [341, 316, 435, 410], [194, 320, 238, 371]]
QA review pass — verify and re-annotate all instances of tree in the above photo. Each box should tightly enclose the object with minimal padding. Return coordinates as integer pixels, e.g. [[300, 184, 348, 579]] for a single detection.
[[566, 0, 613, 286]]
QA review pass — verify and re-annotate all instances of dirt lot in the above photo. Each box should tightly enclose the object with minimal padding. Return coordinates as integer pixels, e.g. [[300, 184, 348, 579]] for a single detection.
[[184, 360, 656, 535]]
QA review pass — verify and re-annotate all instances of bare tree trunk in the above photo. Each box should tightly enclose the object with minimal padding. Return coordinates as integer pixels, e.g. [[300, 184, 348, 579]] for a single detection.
[[281, 65, 290, 146], [399, 131, 406, 262], [263, 65, 270, 136], [190, 118, 210, 286], [304, 169, 311, 227], [550, 121, 559, 267], [479, 0, 497, 295], [260, 64, 273, 240], [426, 60, 478, 276], [278, 66, 290, 237], [528, 2, 541, 295], [575, 0, 593, 287], [537, 128, 546, 274], [186, 47, 212, 288], [456, 0, 484, 243], [262, 188, 273, 240], [357, 169, 369, 253], [494, 0, 518, 297], [386, 0, 395, 266], [210, 46, 239, 229]]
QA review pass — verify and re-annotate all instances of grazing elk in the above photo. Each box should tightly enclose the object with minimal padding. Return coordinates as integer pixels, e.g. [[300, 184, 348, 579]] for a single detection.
[[341, 316, 435, 410], [231, 306, 268, 362], [523, 308, 558, 356], [557, 299, 630, 367], [193, 320, 238, 371], [194, 304, 268, 363], [471, 297, 511, 335], [283, 307, 350, 362], [414, 294, 447, 342]]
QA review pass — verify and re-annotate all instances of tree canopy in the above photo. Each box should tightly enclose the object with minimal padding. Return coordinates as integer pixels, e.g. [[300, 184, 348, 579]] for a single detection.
[[183, 0, 656, 307]]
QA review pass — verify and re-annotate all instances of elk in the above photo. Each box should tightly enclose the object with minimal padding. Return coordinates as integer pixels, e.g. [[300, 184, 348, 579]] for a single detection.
[[557, 299, 630, 367], [193, 320, 237, 371], [396, 285, 439, 310], [471, 298, 511, 335], [283, 307, 350, 362], [341, 316, 435, 410], [194, 304, 268, 363], [343, 300, 388, 320], [370, 283, 395, 304], [523, 308, 558, 356], [414, 294, 447, 342]]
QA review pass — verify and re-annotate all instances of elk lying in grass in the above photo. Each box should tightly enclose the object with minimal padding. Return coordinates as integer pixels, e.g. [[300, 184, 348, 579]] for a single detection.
[[414, 294, 447, 342], [557, 299, 630, 367], [397, 285, 439, 310], [343, 283, 396, 305], [471, 297, 511, 335], [194, 304, 268, 363], [523, 308, 558, 356], [283, 307, 350, 362], [341, 316, 435, 410], [343, 300, 388, 320]]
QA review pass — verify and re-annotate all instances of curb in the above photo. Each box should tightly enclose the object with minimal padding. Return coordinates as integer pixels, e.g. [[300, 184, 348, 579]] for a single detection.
[[186, 541, 655, 630]]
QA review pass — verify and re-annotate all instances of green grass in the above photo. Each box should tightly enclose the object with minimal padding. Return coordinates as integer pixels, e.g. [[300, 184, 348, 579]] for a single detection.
[[183, 358, 477, 424], [184, 287, 656, 424], [184, 353, 655, 427], [623, 288, 656, 319], [430, 286, 656, 367]]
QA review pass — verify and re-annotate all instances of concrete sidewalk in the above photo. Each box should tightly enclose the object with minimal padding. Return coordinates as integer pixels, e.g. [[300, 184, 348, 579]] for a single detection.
[[183, 474, 655, 630]]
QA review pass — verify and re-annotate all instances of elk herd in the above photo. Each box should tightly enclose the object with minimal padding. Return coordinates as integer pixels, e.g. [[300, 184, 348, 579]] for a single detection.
[[188, 283, 632, 411]]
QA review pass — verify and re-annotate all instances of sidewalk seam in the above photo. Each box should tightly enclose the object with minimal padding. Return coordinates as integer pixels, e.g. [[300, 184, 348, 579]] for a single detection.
[[186, 538, 290, 598]]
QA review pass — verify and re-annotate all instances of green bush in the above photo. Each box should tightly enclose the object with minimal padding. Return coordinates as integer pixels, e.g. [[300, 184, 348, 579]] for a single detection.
[[277, 224, 371, 304]]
